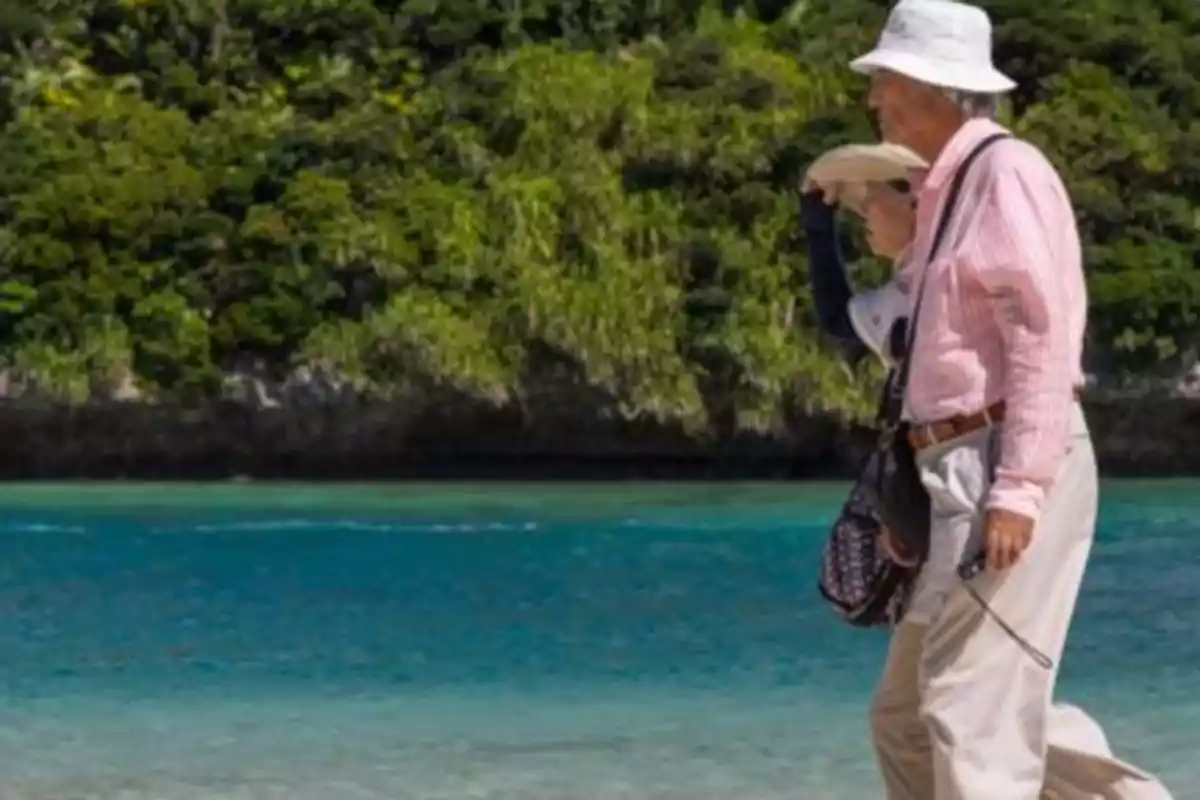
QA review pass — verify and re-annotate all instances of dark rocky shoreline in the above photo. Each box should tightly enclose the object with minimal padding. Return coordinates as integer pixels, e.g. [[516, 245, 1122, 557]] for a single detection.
[[0, 393, 1194, 480]]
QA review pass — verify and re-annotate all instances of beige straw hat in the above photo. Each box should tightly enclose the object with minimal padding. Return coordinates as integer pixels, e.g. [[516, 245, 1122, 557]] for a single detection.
[[805, 142, 928, 185], [802, 142, 928, 214]]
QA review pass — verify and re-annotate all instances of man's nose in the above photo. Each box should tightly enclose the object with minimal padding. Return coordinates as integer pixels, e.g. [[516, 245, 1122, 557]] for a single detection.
[[866, 77, 884, 108]]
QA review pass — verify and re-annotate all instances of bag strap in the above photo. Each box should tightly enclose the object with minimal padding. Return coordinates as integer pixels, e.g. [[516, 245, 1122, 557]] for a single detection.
[[882, 132, 1011, 424]]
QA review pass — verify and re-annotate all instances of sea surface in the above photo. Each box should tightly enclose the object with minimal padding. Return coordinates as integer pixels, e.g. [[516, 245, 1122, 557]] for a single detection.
[[0, 481, 1196, 799]]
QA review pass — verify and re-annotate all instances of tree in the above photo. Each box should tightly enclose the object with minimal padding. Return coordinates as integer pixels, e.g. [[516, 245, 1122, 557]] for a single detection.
[[0, 0, 1193, 428]]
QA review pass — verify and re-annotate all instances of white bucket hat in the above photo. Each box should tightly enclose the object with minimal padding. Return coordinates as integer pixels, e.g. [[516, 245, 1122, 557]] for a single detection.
[[850, 0, 1016, 94]]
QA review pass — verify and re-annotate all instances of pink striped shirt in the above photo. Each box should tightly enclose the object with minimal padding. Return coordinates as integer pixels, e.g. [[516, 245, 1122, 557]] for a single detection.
[[899, 118, 1087, 523]]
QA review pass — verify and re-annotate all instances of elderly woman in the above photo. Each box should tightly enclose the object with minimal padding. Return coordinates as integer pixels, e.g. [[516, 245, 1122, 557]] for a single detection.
[[801, 178, 913, 368], [801, 170, 921, 572]]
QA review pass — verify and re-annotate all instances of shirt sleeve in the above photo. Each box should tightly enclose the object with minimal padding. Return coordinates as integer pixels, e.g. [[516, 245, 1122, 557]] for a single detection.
[[800, 190, 867, 362], [966, 155, 1075, 523]]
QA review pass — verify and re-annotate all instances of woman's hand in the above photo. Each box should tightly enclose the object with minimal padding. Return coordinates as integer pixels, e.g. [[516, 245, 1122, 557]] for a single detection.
[[801, 177, 867, 215], [802, 177, 913, 260], [863, 182, 914, 261]]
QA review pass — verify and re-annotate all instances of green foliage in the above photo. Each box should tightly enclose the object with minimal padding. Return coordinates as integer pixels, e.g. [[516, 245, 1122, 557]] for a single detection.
[[0, 0, 1193, 429]]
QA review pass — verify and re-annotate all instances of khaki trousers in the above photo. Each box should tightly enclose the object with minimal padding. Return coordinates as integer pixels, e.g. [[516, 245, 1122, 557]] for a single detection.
[[870, 406, 1173, 799]]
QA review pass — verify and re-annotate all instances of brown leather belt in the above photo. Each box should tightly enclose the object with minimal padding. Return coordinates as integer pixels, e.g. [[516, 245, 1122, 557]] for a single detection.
[[906, 390, 1083, 452], [906, 401, 1005, 452]]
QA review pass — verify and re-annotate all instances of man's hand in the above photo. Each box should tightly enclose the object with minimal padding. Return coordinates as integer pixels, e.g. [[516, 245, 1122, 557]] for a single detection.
[[984, 508, 1035, 571]]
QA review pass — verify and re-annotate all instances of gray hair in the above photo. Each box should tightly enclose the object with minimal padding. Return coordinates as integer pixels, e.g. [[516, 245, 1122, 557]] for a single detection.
[[941, 88, 1000, 119]]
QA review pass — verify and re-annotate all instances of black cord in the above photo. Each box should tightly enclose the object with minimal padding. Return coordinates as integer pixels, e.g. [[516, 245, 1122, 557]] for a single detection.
[[958, 556, 1054, 670]]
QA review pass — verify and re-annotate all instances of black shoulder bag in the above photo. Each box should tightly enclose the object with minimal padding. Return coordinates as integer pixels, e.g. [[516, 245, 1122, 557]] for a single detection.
[[818, 133, 1009, 628]]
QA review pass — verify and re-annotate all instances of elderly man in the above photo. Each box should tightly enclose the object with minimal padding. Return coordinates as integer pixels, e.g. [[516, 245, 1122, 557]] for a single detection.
[[843, 2, 1176, 799]]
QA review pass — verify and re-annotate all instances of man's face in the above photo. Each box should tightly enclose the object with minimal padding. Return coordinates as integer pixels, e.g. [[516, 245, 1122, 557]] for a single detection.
[[867, 70, 941, 151]]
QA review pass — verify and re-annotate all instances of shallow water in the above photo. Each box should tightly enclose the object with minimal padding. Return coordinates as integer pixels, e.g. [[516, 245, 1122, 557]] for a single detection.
[[0, 482, 1195, 798]]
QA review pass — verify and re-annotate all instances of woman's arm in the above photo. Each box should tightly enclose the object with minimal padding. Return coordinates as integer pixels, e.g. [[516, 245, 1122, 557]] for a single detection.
[[800, 189, 869, 362]]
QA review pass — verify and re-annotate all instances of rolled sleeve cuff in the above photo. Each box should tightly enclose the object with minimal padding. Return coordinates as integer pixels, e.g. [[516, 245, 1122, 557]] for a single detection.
[[985, 478, 1045, 525]]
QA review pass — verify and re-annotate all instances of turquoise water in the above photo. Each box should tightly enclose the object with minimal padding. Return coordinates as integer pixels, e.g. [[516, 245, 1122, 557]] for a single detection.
[[0, 481, 1196, 799]]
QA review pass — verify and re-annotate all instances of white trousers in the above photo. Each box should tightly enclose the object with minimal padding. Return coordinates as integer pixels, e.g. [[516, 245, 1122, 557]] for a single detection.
[[869, 405, 1174, 799]]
